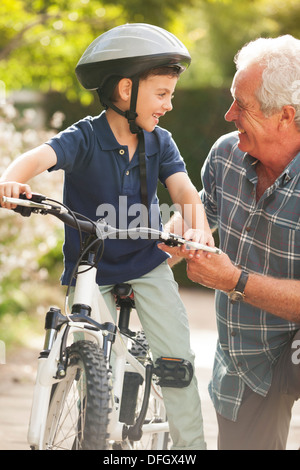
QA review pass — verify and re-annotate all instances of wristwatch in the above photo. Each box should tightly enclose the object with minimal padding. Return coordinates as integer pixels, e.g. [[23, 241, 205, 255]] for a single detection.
[[228, 270, 249, 303]]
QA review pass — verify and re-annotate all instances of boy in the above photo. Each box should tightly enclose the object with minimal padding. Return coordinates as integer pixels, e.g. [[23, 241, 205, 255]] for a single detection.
[[0, 24, 213, 449]]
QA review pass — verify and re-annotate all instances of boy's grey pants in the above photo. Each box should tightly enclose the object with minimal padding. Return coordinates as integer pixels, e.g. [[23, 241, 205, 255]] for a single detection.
[[99, 261, 206, 450]]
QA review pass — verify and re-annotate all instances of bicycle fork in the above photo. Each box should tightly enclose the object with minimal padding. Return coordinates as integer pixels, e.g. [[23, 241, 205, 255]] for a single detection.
[[27, 317, 105, 449]]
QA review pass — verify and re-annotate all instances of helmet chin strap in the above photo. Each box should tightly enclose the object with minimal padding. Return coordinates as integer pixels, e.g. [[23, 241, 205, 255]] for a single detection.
[[124, 75, 140, 135], [97, 76, 150, 229], [97, 76, 140, 134]]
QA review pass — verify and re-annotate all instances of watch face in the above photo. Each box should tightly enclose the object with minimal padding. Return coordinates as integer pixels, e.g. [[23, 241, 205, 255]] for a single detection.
[[229, 291, 244, 303]]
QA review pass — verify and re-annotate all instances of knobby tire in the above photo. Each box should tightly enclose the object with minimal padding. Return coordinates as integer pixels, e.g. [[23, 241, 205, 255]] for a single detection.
[[43, 340, 110, 450]]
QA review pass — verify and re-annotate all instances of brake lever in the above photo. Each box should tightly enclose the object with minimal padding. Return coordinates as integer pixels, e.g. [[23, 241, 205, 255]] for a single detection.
[[20, 192, 46, 203], [160, 232, 222, 255]]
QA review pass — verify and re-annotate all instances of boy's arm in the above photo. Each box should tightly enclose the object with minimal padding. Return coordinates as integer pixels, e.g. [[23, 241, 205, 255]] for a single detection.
[[161, 211, 188, 267], [165, 172, 212, 239], [0, 144, 57, 208], [164, 172, 214, 259]]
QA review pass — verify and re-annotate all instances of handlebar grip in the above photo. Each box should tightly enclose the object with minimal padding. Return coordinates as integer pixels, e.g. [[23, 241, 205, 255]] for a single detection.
[[12, 193, 46, 217], [0, 193, 30, 216]]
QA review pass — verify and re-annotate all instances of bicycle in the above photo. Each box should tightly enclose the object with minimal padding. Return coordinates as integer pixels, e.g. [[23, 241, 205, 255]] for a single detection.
[[1, 192, 221, 450]]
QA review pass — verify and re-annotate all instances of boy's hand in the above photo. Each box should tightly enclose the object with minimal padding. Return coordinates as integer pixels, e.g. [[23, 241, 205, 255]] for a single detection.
[[180, 228, 215, 259], [0, 182, 32, 209], [158, 228, 215, 264]]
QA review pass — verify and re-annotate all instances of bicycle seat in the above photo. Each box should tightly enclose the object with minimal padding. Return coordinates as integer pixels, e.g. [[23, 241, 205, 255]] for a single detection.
[[113, 283, 135, 311], [113, 283, 134, 299], [113, 284, 135, 336]]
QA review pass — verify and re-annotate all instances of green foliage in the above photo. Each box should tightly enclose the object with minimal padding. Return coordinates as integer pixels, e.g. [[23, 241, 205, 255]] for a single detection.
[[37, 229, 63, 281], [0, 0, 195, 102], [174, 0, 300, 89], [1, 0, 299, 99], [106, 0, 195, 25], [201, 0, 300, 81]]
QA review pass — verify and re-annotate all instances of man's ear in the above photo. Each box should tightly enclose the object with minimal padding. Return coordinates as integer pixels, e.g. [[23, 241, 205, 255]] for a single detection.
[[279, 105, 296, 130], [118, 78, 132, 102]]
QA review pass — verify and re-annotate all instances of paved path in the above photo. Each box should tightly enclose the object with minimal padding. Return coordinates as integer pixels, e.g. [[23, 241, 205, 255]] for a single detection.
[[0, 288, 299, 450]]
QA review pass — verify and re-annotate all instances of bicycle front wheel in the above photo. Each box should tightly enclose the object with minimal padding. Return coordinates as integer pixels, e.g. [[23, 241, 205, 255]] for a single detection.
[[43, 340, 110, 450]]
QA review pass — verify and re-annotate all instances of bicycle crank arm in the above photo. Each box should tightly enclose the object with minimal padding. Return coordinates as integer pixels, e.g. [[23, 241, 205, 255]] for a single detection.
[[123, 362, 153, 441]]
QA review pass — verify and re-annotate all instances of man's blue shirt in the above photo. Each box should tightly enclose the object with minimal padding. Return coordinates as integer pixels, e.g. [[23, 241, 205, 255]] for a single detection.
[[200, 131, 300, 421], [47, 111, 186, 285]]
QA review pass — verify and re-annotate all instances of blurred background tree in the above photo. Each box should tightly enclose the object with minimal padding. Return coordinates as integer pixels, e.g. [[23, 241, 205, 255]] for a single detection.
[[1, 0, 299, 96], [0, 0, 299, 346], [0, 0, 195, 103]]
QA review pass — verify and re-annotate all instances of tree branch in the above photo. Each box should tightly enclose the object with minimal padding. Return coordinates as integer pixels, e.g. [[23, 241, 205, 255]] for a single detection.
[[0, 13, 61, 61]]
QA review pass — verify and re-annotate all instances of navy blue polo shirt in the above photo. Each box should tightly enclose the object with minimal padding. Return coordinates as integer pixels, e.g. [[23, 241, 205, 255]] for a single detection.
[[47, 111, 186, 285]]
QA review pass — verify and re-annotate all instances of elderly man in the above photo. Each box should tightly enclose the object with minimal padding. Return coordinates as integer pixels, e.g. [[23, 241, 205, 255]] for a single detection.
[[162, 35, 300, 449]]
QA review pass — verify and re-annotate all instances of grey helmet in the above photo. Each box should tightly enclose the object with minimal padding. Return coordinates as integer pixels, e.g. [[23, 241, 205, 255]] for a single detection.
[[75, 23, 191, 133], [75, 23, 191, 90]]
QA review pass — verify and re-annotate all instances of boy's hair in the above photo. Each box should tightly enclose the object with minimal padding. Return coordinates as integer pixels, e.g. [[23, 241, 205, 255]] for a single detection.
[[110, 66, 181, 103], [139, 65, 182, 80]]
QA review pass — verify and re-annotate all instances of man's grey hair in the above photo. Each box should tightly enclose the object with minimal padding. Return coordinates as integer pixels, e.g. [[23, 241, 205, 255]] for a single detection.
[[234, 35, 300, 129]]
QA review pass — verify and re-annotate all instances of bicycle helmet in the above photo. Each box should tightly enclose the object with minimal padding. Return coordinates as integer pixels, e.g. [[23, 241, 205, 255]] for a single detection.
[[75, 23, 191, 133]]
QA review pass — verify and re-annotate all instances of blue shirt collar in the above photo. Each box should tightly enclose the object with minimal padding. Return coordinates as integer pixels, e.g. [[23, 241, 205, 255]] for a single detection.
[[94, 111, 159, 157]]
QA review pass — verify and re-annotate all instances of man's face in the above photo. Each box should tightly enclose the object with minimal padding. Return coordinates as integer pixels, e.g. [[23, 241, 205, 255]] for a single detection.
[[225, 64, 282, 161], [135, 74, 178, 132]]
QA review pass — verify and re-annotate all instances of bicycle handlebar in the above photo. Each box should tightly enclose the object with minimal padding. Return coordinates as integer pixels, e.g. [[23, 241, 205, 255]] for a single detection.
[[1, 193, 97, 234], [1, 193, 222, 255]]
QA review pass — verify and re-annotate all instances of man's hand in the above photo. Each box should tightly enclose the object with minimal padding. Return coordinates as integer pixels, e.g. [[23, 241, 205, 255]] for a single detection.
[[179, 227, 215, 259], [186, 251, 240, 292]]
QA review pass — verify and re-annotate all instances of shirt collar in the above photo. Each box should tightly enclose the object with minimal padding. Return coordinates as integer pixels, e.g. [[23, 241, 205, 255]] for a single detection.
[[94, 111, 122, 151], [243, 153, 258, 184], [94, 111, 159, 156], [281, 150, 300, 184], [243, 150, 300, 186]]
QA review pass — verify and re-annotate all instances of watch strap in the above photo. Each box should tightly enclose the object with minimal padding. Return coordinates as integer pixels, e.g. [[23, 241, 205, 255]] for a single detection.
[[228, 270, 249, 303], [235, 270, 249, 294]]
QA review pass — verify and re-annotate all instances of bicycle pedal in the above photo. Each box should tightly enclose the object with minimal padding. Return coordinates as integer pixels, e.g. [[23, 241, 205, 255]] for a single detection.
[[153, 357, 193, 388]]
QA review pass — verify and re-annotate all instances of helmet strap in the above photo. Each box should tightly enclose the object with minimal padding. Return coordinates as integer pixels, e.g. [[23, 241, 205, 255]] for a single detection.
[[137, 130, 150, 229], [125, 76, 140, 134], [97, 75, 140, 134], [97, 77, 150, 228]]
